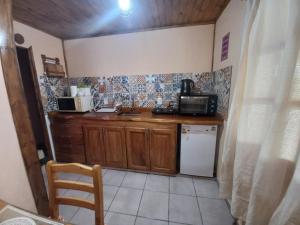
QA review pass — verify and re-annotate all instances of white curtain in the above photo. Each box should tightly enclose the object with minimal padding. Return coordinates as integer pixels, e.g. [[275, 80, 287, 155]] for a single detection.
[[219, 0, 300, 225]]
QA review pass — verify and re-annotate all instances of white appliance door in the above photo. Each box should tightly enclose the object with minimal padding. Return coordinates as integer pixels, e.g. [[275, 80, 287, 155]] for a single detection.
[[45, 115, 56, 160], [180, 125, 217, 177]]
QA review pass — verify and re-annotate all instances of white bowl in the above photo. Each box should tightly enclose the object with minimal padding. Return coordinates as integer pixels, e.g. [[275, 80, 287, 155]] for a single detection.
[[0, 217, 36, 225]]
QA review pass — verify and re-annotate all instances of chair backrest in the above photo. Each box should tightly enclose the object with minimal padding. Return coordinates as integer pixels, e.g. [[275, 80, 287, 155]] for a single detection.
[[46, 160, 104, 225]]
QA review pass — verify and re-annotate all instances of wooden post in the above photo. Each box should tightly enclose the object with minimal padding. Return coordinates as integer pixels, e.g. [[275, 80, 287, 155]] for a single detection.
[[46, 161, 58, 218], [0, 0, 49, 215], [92, 165, 105, 225]]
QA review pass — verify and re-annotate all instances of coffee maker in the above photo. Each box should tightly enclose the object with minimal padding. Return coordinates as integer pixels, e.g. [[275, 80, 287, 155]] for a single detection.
[[180, 79, 195, 96]]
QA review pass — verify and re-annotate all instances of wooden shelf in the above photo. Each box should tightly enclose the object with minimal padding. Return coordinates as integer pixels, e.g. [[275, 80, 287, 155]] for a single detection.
[[42, 54, 65, 77]]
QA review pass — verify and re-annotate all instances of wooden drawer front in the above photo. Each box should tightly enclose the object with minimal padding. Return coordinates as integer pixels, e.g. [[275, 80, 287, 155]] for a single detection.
[[126, 127, 150, 171], [51, 123, 86, 163], [55, 144, 85, 155], [51, 134, 84, 145], [51, 124, 83, 136], [150, 128, 177, 174], [56, 152, 86, 163], [52, 130, 84, 155], [125, 122, 177, 130]]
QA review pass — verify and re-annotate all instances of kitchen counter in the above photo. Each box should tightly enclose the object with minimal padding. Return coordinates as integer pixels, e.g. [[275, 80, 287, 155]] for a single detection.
[[48, 110, 223, 175], [48, 111, 224, 125]]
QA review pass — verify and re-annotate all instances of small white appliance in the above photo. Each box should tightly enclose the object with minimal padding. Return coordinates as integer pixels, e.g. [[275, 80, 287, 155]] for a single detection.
[[45, 115, 56, 160], [57, 96, 93, 112], [70, 85, 78, 97], [180, 124, 217, 177]]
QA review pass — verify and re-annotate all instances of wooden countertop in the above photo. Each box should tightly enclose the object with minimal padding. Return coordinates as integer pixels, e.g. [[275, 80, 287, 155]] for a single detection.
[[49, 111, 224, 125]]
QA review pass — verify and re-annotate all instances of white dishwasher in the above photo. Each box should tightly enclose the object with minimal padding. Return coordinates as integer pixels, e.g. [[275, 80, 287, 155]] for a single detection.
[[180, 124, 217, 177]]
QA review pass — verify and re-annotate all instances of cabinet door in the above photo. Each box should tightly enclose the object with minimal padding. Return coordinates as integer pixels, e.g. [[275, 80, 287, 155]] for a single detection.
[[126, 127, 150, 171], [51, 123, 86, 163], [150, 128, 177, 174], [103, 126, 127, 168], [83, 126, 106, 165]]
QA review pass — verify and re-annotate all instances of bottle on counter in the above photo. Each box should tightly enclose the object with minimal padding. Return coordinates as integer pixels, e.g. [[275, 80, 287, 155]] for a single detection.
[[99, 79, 106, 93], [156, 94, 163, 108]]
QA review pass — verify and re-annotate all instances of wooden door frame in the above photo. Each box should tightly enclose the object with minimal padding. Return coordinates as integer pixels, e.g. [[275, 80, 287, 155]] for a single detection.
[[0, 0, 49, 215], [17, 45, 53, 160]]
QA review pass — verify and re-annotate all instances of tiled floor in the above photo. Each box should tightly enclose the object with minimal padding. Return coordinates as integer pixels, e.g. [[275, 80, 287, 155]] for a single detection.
[[42, 167, 234, 225]]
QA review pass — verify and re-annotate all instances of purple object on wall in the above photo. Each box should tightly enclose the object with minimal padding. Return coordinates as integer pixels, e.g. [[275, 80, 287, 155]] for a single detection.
[[221, 32, 230, 61]]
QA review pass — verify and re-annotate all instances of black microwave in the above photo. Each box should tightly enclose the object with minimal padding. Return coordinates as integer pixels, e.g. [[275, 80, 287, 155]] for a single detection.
[[178, 94, 218, 116]]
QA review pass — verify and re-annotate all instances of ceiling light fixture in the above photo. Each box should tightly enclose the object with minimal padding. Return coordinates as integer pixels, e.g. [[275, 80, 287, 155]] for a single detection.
[[118, 0, 130, 12]]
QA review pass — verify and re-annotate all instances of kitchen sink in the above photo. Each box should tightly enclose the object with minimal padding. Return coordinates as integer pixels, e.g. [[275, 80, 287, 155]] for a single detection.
[[118, 111, 141, 116]]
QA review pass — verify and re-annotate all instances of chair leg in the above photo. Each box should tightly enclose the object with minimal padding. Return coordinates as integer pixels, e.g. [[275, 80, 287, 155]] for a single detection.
[[233, 219, 245, 225]]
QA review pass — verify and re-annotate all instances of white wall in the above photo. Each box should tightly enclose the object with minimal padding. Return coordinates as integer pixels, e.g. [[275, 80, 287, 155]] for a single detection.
[[213, 0, 247, 180], [213, 0, 247, 99], [65, 25, 214, 77], [13, 21, 65, 76], [0, 59, 37, 212]]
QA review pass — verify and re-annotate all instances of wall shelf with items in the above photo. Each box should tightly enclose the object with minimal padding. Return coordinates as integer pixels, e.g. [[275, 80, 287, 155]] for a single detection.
[[41, 54, 65, 77]]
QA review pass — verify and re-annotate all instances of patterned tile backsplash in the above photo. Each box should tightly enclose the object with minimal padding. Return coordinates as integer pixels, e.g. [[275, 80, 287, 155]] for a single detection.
[[39, 66, 232, 117]]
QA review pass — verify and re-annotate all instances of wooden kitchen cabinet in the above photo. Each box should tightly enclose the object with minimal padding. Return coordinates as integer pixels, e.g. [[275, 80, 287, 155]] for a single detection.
[[49, 112, 182, 174], [125, 124, 177, 174], [126, 127, 150, 171], [51, 122, 86, 163], [150, 127, 177, 174], [83, 126, 106, 165], [103, 126, 127, 168], [83, 124, 127, 168]]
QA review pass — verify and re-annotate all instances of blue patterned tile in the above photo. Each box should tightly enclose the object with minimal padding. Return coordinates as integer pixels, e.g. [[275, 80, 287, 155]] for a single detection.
[[164, 84, 173, 92], [136, 75, 146, 84], [121, 76, 128, 84], [173, 74, 183, 83], [137, 84, 146, 93], [113, 83, 123, 93], [145, 101, 156, 108], [163, 93, 173, 101], [172, 83, 181, 92], [39, 69, 232, 114], [112, 76, 122, 84], [145, 75, 156, 84], [128, 75, 137, 85], [69, 78, 77, 86], [155, 74, 165, 83], [165, 74, 173, 83], [130, 84, 138, 94], [147, 93, 156, 101], [182, 73, 193, 80], [154, 83, 164, 92], [146, 83, 155, 93], [213, 66, 232, 117]]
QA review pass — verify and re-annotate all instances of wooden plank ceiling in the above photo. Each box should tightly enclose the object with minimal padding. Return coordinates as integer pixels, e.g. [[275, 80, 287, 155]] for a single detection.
[[13, 0, 230, 40]]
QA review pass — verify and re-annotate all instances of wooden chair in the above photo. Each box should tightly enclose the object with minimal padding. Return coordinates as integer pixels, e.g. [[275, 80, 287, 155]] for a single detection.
[[46, 160, 104, 225]]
